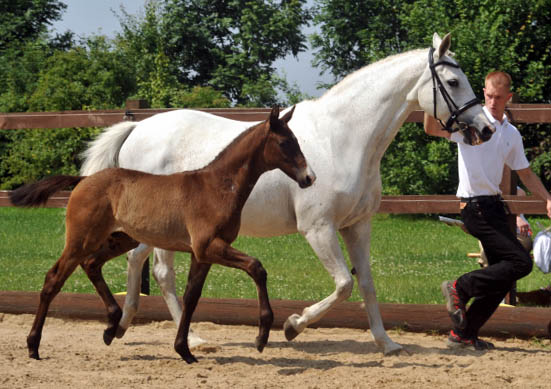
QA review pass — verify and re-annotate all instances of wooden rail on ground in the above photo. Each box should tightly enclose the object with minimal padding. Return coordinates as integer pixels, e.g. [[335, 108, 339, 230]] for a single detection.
[[1, 291, 549, 339]]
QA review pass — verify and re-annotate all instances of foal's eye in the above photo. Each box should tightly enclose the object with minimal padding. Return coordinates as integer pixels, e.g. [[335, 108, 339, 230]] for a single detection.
[[447, 79, 459, 87]]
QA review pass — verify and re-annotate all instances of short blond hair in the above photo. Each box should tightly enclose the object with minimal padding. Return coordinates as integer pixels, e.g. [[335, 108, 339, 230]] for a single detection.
[[485, 71, 512, 91]]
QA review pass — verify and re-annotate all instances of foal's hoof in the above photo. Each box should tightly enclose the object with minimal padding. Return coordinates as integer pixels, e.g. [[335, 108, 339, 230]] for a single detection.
[[103, 329, 116, 346], [255, 336, 267, 353], [179, 352, 198, 364], [28, 349, 40, 360], [283, 314, 301, 341]]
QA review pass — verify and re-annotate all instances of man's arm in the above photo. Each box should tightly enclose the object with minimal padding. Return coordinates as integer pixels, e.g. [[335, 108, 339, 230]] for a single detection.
[[516, 167, 551, 218], [423, 113, 451, 139]]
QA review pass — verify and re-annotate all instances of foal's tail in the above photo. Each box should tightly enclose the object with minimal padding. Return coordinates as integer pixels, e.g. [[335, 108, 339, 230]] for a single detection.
[[9, 176, 84, 208], [80, 121, 137, 176]]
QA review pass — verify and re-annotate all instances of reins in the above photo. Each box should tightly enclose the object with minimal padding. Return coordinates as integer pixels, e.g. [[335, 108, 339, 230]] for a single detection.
[[428, 47, 480, 133]]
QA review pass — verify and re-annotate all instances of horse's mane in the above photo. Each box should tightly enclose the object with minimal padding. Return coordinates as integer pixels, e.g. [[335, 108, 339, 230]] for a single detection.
[[319, 48, 427, 99]]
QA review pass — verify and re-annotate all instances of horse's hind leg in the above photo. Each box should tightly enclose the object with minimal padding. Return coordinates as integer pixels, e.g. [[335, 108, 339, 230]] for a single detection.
[[27, 252, 82, 359], [117, 243, 153, 338], [174, 254, 211, 363], [80, 232, 139, 345]]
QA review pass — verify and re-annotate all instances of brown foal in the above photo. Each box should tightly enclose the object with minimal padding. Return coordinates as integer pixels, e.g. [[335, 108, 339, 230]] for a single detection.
[[10, 106, 316, 363]]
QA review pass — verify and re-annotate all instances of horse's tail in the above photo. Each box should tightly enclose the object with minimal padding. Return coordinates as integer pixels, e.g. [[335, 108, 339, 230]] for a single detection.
[[9, 176, 84, 208], [80, 121, 137, 175]]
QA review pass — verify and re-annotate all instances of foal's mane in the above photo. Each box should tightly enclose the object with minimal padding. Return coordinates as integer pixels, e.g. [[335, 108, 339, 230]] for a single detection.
[[197, 119, 266, 172]]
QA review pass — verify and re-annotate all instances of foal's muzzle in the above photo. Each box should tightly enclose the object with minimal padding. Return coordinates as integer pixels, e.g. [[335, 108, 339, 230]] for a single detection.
[[298, 168, 316, 188]]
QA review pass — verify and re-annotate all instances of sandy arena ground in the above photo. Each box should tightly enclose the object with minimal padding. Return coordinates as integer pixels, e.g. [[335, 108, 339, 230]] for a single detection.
[[1, 313, 551, 388]]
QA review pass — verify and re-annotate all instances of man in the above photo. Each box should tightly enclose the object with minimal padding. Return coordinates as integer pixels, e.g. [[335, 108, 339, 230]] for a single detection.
[[424, 70, 551, 350]]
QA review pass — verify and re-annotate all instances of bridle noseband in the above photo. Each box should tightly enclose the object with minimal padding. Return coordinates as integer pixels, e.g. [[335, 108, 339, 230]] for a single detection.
[[429, 47, 480, 133]]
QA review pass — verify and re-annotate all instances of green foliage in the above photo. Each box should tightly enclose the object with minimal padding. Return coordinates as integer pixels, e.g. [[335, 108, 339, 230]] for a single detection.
[[0, 0, 66, 50], [312, 0, 551, 194], [381, 123, 458, 195], [0, 127, 100, 189], [152, 0, 311, 105]]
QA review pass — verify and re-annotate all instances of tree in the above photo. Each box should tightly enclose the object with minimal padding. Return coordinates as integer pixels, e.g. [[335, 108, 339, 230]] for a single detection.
[[116, 0, 312, 106], [311, 0, 551, 193], [0, 0, 66, 50]]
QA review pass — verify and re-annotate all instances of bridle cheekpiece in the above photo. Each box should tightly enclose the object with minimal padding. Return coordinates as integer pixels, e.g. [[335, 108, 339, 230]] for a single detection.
[[428, 47, 480, 133]]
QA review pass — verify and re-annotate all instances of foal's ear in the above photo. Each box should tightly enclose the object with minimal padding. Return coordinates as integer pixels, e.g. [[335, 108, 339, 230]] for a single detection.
[[269, 105, 280, 128], [281, 105, 296, 123]]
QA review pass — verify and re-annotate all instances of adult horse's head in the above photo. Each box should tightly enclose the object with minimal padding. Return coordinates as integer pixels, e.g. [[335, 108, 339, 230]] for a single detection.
[[263, 106, 316, 188], [412, 33, 495, 145]]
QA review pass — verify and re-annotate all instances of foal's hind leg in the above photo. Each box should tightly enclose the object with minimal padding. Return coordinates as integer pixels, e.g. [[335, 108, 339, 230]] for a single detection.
[[27, 251, 84, 359], [174, 254, 211, 363], [80, 232, 139, 345]]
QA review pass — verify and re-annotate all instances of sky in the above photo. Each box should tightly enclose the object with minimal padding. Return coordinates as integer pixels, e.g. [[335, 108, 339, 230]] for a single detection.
[[49, 0, 332, 98]]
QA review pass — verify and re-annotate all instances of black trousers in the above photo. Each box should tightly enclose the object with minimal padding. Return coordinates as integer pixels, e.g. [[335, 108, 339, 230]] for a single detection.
[[455, 197, 532, 338]]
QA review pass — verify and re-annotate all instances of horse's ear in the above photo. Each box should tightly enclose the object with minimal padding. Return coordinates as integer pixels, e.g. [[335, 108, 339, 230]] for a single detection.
[[437, 33, 451, 59], [281, 105, 296, 123], [269, 105, 280, 128]]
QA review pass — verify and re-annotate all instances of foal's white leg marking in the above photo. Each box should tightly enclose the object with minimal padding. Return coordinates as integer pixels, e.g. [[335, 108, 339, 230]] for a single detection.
[[152, 249, 206, 348], [340, 219, 403, 355], [284, 224, 353, 339], [118, 243, 153, 335]]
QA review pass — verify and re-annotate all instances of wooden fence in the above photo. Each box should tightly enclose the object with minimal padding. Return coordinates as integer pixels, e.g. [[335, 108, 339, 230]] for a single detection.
[[1, 102, 550, 214]]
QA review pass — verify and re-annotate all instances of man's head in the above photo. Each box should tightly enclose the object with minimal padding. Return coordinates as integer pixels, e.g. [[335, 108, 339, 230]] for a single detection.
[[483, 71, 513, 122]]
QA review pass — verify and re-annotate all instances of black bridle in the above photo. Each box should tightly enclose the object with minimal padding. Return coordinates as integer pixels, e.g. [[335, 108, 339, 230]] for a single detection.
[[429, 47, 480, 133]]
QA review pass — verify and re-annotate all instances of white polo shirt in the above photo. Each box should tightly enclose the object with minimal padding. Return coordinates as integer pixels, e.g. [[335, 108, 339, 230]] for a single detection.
[[451, 106, 529, 198]]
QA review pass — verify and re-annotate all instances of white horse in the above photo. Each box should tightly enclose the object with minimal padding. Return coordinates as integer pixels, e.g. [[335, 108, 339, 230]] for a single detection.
[[81, 33, 494, 355]]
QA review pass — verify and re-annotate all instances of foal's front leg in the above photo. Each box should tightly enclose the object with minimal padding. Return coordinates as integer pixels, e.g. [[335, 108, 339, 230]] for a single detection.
[[204, 238, 274, 352], [174, 255, 211, 364]]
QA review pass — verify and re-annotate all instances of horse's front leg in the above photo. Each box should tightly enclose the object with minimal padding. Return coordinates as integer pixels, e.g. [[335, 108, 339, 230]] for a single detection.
[[284, 223, 353, 341], [117, 243, 153, 338], [202, 238, 274, 352], [81, 232, 139, 345], [174, 254, 211, 363], [340, 219, 403, 356]]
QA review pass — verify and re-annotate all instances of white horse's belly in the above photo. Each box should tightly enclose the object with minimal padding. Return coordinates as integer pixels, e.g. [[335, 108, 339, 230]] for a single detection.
[[239, 172, 299, 237]]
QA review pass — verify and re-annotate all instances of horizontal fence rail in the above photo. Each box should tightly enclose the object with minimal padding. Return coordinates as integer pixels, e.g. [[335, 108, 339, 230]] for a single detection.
[[1, 104, 550, 130], [1, 191, 547, 214]]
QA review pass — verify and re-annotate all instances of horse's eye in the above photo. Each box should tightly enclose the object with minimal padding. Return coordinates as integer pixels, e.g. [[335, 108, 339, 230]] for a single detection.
[[447, 79, 459, 87]]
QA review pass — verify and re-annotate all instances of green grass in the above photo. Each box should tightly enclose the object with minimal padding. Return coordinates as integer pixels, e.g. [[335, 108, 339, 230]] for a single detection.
[[1, 207, 549, 304]]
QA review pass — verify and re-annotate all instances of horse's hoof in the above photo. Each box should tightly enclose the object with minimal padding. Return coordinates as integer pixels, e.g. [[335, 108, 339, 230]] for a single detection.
[[383, 342, 403, 356], [179, 352, 198, 364], [28, 349, 40, 360], [188, 333, 207, 349], [103, 329, 115, 346], [283, 314, 301, 341], [255, 336, 267, 353], [115, 325, 127, 339]]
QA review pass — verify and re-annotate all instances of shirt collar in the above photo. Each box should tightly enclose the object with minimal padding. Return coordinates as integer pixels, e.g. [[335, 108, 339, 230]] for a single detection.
[[483, 106, 508, 126]]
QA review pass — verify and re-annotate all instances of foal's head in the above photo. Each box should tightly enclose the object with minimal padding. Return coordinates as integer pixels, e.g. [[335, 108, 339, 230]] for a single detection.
[[262, 106, 316, 189]]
